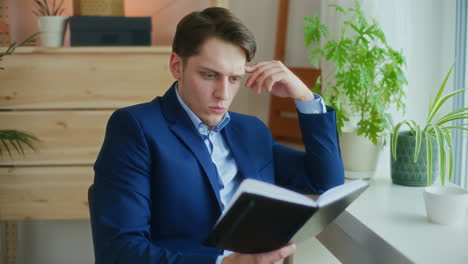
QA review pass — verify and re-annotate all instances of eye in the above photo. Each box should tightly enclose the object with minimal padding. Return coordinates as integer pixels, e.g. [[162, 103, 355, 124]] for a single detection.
[[202, 72, 217, 80], [229, 76, 241, 83]]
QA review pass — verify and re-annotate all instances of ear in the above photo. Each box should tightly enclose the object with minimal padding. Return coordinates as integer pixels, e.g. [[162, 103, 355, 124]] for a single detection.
[[169, 52, 183, 80]]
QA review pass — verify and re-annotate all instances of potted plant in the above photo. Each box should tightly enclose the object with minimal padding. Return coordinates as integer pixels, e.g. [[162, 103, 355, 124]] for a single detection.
[[391, 65, 468, 225], [0, 34, 39, 157], [303, 0, 407, 178], [33, 0, 68, 47]]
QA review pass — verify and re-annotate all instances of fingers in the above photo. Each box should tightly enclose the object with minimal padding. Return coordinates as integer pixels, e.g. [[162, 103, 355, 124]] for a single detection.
[[255, 244, 296, 263], [245, 61, 286, 94], [245, 61, 282, 87], [251, 69, 284, 94], [222, 244, 296, 264], [245, 61, 271, 73], [272, 243, 296, 261]]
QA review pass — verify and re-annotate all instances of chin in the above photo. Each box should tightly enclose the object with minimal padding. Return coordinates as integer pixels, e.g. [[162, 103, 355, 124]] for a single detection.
[[204, 118, 222, 127]]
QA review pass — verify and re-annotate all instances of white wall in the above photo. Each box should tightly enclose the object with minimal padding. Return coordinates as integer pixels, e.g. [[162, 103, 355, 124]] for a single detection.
[[228, 0, 278, 123], [229, 0, 321, 123], [17, 220, 94, 264]]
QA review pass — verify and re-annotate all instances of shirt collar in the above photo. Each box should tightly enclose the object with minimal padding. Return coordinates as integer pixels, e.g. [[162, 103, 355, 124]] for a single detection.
[[174, 82, 230, 134]]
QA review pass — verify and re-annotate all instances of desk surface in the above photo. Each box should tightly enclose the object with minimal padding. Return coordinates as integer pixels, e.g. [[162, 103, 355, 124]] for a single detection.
[[343, 175, 468, 263]]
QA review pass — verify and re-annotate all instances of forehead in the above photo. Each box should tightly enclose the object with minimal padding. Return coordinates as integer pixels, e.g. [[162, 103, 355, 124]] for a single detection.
[[188, 37, 246, 75]]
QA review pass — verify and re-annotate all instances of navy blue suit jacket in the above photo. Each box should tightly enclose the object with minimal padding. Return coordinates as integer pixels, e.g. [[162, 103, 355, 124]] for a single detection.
[[91, 83, 344, 263]]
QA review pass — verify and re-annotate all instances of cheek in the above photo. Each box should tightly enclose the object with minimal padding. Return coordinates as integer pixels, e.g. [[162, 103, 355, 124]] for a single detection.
[[190, 79, 213, 101], [230, 84, 241, 98]]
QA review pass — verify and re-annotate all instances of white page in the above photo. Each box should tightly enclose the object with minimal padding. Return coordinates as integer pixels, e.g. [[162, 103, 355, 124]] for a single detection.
[[217, 179, 317, 224], [316, 180, 368, 207]]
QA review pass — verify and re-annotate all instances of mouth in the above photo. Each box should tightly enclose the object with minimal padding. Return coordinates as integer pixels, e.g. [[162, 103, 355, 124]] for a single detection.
[[209, 106, 226, 114]]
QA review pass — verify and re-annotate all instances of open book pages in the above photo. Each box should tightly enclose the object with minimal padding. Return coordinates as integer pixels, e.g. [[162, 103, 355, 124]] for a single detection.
[[216, 179, 315, 224], [291, 180, 369, 243], [316, 179, 368, 207], [218, 179, 368, 225]]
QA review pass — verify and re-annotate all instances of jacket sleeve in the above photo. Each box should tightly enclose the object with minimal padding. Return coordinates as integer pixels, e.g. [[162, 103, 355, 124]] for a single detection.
[[91, 109, 218, 264], [273, 106, 344, 194]]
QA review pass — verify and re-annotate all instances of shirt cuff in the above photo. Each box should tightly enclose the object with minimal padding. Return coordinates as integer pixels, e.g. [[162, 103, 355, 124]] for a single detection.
[[294, 93, 327, 114], [216, 250, 234, 264]]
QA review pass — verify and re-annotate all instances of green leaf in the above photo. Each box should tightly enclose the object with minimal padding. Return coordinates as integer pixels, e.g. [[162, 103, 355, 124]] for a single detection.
[[443, 130, 454, 182], [34, 0, 49, 16], [410, 120, 422, 163], [427, 64, 454, 123], [436, 113, 468, 127], [9, 138, 23, 155], [329, 4, 346, 14], [392, 120, 416, 160], [425, 132, 433, 186], [430, 125, 445, 185], [303, 14, 324, 46], [319, 24, 329, 39], [43, 0, 50, 15], [0, 138, 12, 158], [428, 89, 466, 124], [0, 130, 39, 158], [308, 45, 323, 68], [304, 16, 314, 25], [311, 75, 321, 95]]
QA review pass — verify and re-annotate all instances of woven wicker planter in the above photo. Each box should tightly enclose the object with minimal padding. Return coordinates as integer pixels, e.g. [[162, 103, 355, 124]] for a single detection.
[[391, 131, 438, 186], [73, 0, 124, 16]]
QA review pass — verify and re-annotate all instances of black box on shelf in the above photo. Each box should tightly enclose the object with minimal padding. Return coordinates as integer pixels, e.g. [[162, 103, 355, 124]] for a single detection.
[[70, 16, 152, 46]]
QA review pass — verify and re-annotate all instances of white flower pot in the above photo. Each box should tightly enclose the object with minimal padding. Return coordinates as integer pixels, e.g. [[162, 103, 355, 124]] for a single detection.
[[423, 186, 468, 225], [339, 128, 380, 180], [38, 16, 68, 47]]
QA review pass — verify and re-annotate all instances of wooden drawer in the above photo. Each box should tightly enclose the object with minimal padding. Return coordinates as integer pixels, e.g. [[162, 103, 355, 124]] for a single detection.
[[0, 111, 111, 166], [0, 50, 172, 110], [0, 166, 93, 220]]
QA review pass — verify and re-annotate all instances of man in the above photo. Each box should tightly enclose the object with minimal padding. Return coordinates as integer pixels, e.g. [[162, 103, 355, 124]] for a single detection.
[[90, 7, 344, 264]]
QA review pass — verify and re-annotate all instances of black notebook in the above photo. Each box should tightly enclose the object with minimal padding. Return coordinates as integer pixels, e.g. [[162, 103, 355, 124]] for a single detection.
[[204, 178, 369, 254]]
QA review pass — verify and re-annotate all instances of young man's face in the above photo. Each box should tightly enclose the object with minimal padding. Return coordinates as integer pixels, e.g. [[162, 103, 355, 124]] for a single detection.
[[170, 37, 246, 128]]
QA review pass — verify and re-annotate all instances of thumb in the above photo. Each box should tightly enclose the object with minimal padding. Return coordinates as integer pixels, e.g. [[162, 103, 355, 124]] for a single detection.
[[266, 244, 296, 262]]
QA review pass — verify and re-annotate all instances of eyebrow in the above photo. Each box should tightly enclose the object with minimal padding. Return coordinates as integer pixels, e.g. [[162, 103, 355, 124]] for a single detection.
[[199, 66, 245, 77]]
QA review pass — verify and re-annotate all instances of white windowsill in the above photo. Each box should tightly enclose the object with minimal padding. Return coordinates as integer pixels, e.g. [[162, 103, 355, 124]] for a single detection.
[[332, 175, 468, 263]]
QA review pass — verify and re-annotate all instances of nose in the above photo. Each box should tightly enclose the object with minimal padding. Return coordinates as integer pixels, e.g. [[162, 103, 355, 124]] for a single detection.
[[214, 78, 230, 100]]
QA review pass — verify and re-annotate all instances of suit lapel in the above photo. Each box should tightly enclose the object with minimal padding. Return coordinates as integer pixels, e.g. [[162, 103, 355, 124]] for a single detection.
[[222, 121, 257, 181], [160, 83, 223, 211]]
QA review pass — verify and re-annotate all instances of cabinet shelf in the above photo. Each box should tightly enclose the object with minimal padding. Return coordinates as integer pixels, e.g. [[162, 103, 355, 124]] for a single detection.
[[8, 45, 172, 54]]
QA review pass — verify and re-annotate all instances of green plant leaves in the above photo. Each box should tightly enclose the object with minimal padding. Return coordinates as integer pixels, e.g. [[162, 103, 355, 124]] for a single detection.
[[324, 39, 351, 70], [0, 33, 40, 159], [329, 4, 346, 14], [392, 64, 468, 186], [32, 0, 65, 16], [0, 130, 39, 158], [303, 0, 407, 146], [425, 132, 433, 186], [428, 65, 454, 122], [0, 33, 39, 70]]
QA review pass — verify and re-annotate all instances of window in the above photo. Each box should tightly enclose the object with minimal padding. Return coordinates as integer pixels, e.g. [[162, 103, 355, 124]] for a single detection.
[[453, 0, 468, 189]]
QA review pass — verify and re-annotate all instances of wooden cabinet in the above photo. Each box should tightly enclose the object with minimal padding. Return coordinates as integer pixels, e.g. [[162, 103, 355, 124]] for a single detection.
[[0, 46, 173, 220]]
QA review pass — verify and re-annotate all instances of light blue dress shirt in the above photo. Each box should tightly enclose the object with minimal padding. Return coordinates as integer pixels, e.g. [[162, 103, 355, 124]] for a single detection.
[[174, 83, 326, 263]]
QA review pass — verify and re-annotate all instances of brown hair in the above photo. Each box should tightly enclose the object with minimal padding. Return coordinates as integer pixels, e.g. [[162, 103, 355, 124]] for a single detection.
[[172, 7, 256, 62]]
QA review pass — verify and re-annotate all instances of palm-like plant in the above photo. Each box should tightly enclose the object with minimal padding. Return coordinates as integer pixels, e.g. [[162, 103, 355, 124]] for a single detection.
[[0, 33, 38, 69], [392, 65, 468, 185], [1, 34, 40, 158], [33, 0, 65, 16]]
